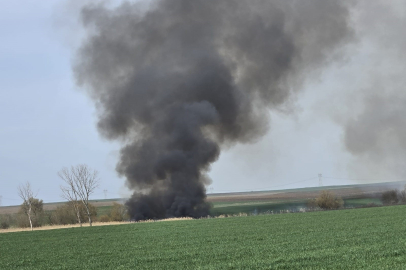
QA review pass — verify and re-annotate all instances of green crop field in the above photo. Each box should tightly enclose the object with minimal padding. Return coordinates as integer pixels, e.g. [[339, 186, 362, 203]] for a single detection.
[[1, 205, 406, 269], [209, 197, 383, 216], [210, 200, 308, 216]]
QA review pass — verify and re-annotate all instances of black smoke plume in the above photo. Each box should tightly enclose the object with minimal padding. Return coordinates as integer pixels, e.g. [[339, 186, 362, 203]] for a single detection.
[[74, 0, 353, 220]]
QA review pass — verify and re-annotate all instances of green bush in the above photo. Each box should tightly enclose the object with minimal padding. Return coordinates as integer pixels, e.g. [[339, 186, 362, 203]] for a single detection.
[[99, 215, 111, 222], [51, 204, 78, 225], [16, 213, 43, 228], [0, 215, 11, 229], [108, 203, 128, 221], [381, 190, 399, 205], [315, 191, 343, 210], [18, 198, 44, 228], [306, 199, 318, 209], [79, 203, 98, 223], [51, 202, 98, 225]]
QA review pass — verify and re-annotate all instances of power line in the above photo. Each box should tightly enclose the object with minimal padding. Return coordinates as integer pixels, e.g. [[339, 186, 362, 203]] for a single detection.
[[323, 176, 406, 183], [211, 175, 318, 193], [266, 176, 318, 190], [1, 196, 63, 203], [1, 197, 21, 201], [93, 190, 121, 197]]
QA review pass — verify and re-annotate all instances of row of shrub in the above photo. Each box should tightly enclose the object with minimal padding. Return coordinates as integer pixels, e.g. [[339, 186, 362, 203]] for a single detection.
[[98, 203, 129, 222], [381, 189, 406, 205], [307, 187, 406, 211], [0, 202, 129, 229], [307, 191, 344, 210]]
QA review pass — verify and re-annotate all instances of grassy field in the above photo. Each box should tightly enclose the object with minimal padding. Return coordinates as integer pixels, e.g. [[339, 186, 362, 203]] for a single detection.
[[210, 200, 307, 216], [1, 205, 406, 269], [209, 197, 383, 216]]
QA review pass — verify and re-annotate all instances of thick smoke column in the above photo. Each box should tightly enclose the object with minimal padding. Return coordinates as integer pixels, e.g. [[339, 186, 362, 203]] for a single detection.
[[74, 0, 353, 220]]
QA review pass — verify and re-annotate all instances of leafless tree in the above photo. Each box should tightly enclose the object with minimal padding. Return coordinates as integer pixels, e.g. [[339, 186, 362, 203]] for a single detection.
[[59, 169, 82, 227], [17, 182, 35, 231], [58, 164, 99, 226]]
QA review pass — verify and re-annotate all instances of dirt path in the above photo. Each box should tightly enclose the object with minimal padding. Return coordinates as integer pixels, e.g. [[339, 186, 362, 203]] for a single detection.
[[0, 221, 132, 234], [0, 217, 197, 234]]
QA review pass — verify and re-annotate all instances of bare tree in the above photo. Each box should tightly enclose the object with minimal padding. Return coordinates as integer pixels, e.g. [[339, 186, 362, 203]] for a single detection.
[[17, 182, 35, 231], [59, 168, 82, 227], [58, 164, 99, 226]]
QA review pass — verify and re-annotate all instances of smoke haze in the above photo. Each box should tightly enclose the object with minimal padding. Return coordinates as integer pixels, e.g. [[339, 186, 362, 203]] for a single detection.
[[333, 1, 406, 180], [74, 0, 354, 220]]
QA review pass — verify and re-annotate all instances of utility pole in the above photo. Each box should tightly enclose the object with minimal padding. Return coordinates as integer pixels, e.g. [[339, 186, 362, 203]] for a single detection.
[[0, 195, 2, 206], [318, 174, 323, 187], [103, 190, 107, 199]]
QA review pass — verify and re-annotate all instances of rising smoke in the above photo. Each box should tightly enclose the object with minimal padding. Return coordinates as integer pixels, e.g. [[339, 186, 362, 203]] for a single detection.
[[74, 0, 354, 220], [337, 1, 406, 180]]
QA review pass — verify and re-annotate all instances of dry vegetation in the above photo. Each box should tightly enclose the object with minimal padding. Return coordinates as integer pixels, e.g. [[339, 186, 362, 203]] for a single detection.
[[0, 221, 132, 234], [0, 217, 197, 234], [308, 191, 344, 210], [0, 200, 120, 215]]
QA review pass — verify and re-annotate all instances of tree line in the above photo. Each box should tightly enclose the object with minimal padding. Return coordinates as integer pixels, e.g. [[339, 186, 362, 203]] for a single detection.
[[0, 164, 128, 230]]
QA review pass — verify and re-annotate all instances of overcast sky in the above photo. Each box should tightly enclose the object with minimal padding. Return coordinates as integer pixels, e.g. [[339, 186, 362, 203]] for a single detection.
[[1, 1, 405, 206]]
